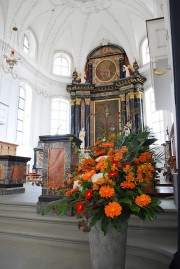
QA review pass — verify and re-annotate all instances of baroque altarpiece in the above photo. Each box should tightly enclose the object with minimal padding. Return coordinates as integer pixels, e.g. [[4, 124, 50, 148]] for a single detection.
[[67, 44, 146, 147]]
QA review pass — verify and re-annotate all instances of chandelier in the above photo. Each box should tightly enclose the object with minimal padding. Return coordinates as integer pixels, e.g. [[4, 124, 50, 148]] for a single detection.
[[1, 26, 21, 78]]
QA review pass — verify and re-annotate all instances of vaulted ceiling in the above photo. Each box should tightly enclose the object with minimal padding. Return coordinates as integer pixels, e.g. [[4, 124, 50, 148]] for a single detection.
[[0, 0, 163, 75]]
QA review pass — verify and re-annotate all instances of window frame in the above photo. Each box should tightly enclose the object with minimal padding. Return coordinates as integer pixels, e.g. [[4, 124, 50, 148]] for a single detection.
[[53, 52, 72, 77], [50, 97, 70, 135]]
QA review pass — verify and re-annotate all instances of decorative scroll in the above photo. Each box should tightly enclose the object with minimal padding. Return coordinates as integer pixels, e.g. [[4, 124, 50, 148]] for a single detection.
[[47, 148, 65, 189]]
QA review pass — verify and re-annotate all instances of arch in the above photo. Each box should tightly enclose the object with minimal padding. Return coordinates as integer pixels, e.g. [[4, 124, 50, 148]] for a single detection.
[[22, 29, 38, 61], [53, 51, 72, 77]]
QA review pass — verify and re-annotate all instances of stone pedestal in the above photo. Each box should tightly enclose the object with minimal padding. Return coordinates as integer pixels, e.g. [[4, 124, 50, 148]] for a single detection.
[[37, 134, 81, 212], [0, 155, 31, 195]]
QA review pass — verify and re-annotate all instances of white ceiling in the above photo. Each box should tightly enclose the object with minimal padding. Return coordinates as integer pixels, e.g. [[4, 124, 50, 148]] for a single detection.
[[0, 0, 164, 74]]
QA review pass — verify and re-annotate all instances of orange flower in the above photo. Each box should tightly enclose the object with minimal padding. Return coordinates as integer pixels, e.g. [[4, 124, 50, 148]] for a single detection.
[[122, 164, 131, 173], [94, 140, 102, 147], [104, 202, 122, 218], [121, 181, 135, 189], [107, 134, 116, 141], [83, 158, 96, 167], [96, 157, 108, 172], [94, 149, 106, 157], [125, 172, 135, 181], [99, 185, 115, 198], [82, 170, 95, 181], [65, 187, 78, 196], [135, 194, 151, 206], [121, 146, 128, 153], [102, 142, 114, 148]]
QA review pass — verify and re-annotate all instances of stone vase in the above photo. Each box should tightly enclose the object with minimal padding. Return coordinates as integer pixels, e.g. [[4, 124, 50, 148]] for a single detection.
[[89, 220, 128, 269]]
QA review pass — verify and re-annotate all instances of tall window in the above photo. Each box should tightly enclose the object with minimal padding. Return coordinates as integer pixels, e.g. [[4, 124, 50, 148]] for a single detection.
[[53, 53, 71, 76], [141, 38, 150, 65], [145, 87, 165, 144], [51, 98, 70, 135], [16, 83, 32, 145], [23, 35, 29, 54], [23, 30, 37, 60], [16, 86, 25, 143]]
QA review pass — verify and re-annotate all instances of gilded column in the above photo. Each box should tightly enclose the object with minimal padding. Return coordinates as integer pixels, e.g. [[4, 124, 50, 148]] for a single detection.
[[128, 91, 135, 132], [119, 93, 126, 131], [134, 91, 144, 130], [70, 99, 75, 134], [75, 98, 81, 137], [85, 98, 91, 148]]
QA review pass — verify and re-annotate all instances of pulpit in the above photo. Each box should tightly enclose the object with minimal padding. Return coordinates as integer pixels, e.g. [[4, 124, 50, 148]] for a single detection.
[[0, 155, 31, 194], [37, 134, 81, 212]]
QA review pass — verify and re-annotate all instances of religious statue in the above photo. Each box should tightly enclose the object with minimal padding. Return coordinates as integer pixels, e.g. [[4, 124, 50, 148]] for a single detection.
[[79, 128, 86, 149], [122, 65, 130, 78], [123, 121, 132, 136]]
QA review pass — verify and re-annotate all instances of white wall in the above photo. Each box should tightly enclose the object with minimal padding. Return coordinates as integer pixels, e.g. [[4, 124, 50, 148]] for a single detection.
[[0, 47, 70, 170]]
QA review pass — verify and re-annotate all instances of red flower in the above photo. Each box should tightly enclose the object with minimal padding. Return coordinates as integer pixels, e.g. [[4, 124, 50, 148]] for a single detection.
[[121, 162, 131, 168], [111, 161, 118, 168], [108, 171, 118, 178], [76, 201, 84, 214], [85, 189, 93, 199]]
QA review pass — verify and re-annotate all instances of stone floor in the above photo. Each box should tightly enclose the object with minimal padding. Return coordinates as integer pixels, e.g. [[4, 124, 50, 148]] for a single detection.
[[0, 183, 177, 269]]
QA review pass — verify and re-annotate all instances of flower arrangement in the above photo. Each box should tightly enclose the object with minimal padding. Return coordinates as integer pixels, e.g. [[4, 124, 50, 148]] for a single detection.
[[44, 129, 163, 234]]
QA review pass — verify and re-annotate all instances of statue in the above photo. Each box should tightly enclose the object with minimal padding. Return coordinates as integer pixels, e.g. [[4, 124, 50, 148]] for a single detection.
[[123, 121, 132, 136], [79, 128, 86, 149], [122, 65, 130, 78]]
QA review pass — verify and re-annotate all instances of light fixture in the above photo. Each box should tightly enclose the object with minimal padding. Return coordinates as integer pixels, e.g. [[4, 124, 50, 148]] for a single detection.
[[1, 26, 21, 79], [152, 60, 168, 76]]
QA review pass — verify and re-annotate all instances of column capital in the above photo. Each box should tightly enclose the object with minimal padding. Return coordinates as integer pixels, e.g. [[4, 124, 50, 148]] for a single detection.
[[119, 94, 126, 102], [135, 91, 143, 99], [85, 98, 91, 105], [128, 92, 135, 99], [70, 99, 75, 106], [75, 98, 81, 105]]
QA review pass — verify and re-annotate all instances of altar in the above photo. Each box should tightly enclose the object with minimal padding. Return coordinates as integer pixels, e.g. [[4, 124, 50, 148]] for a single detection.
[[67, 43, 146, 148]]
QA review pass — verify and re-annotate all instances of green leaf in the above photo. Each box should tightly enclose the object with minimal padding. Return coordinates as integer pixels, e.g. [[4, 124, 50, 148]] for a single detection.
[[89, 210, 104, 228], [119, 198, 132, 206], [130, 205, 140, 212], [101, 217, 109, 235]]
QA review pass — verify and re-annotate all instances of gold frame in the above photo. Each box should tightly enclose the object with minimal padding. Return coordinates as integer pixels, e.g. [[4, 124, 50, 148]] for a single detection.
[[93, 98, 120, 143]]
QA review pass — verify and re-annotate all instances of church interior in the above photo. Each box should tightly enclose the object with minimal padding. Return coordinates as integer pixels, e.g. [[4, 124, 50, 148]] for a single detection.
[[0, 0, 178, 268]]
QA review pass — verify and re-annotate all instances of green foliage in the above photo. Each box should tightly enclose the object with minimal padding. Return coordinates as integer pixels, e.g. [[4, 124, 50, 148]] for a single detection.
[[43, 128, 163, 234]]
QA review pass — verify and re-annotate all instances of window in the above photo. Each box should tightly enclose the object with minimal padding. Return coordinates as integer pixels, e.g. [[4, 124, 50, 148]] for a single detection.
[[51, 98, 70, 135], [145, 87, 165, 144], [141, 38, 150, 65], [53, 53, 71, 76], [16, 83, 32, 145], [16, 87, 25, 143], [23, 30, 37, 60], [23, 35, 29, 54]]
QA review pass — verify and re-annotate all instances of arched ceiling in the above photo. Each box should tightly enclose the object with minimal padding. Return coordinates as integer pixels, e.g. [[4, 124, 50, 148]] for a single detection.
[[0, 0, 163, 75]]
